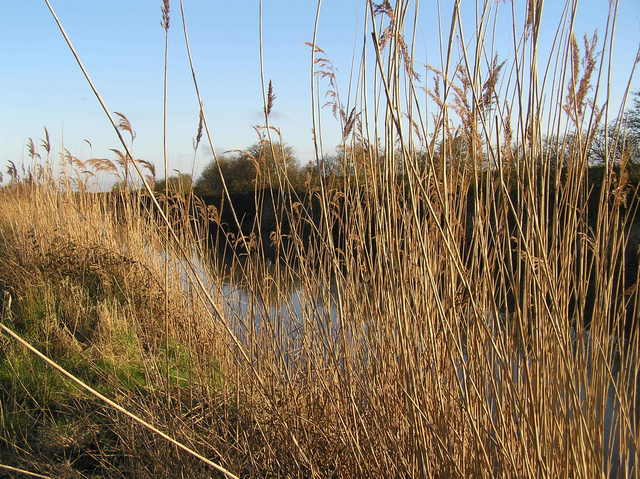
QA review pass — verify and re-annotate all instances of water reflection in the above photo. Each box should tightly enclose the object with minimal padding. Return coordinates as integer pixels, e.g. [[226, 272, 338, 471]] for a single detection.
[[180, 251, 339, 345]]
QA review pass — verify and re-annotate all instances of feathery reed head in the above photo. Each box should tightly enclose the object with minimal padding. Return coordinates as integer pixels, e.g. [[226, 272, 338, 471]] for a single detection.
[[563, 31, 599, 126], [40, 127, 51, 156], [265, 80, 276, 119], [87, 157, 118, 176], [26, 138, 41, 161], [161, 0, 170, 30], [62, 149, 85, 170], [193, 109, 204, 151], [109, 148, 133, 173], [304, 41, 325, 54], [342, 107, 358, 140], [114, 112, 136, 143], [480, 55, 506, 110], [372, 1, 418, 80], [137, 159, 157, 178], [6, 161, 18, 182]]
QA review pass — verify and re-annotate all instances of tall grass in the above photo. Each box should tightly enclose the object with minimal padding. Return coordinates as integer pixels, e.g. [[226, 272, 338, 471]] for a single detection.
[[1, 0, 639, 477]]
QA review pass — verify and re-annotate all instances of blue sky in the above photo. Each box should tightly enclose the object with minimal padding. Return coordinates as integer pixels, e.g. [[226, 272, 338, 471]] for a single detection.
[[1, 1, 639, 187]]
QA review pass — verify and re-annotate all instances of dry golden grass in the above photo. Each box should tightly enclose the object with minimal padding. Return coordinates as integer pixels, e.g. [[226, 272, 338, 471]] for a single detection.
[[1, 0, 639, 477]]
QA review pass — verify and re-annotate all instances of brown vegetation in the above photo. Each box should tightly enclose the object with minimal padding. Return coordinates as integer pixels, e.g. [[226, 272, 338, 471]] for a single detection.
[[1, 0, 640, 477]]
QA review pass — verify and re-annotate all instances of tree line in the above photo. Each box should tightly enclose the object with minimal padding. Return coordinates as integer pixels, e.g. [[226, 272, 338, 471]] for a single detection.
[[151, 91, 640, 199]]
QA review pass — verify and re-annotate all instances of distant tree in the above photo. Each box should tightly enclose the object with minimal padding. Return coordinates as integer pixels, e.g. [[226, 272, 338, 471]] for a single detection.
[[624, 91, 640, 139], [303, 154, 341, 177], [623, 90, 640, 162], [195, 142, 300, 196], [194, 153, 256, 197], [432, 131, 489, 174], [154, 173, 193, 195], [541, 134, 575, 170], [249, 141, 300, 189], [297, 154, 343, 191], [336, 142, 372, 177], [111, 179, 143, 193], [588, 91, 640, 165]]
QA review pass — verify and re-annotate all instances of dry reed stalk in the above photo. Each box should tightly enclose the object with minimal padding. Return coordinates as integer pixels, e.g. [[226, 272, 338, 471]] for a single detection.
[[0, 463, 52, 479], [160, 0, 171, 404]]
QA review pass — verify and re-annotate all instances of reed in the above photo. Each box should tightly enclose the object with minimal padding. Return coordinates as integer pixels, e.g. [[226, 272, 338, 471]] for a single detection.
[[1, 0, 639, 477]]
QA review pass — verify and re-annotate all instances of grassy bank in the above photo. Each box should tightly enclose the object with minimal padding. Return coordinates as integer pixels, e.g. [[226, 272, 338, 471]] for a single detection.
[[0, 185, 232, 476]]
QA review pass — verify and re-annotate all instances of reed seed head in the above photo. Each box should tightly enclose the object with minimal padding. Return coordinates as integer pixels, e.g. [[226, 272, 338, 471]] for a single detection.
[[161, 0, 170, 31]]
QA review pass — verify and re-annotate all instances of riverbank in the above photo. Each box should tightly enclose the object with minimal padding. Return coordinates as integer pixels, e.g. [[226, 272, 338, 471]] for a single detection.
[[0, 167, 638, 476]]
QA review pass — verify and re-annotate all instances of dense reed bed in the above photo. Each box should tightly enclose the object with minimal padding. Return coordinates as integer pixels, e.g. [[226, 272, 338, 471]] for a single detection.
[[2, 0, 640, 477]]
